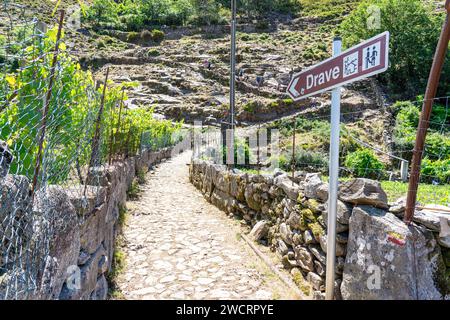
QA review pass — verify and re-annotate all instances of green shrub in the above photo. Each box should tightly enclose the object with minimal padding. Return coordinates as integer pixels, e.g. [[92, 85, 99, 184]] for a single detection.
[[140, 30, 153, 41], [392, 100, 450, 161], [148, 49, 160, 57], [390, 101, 416, 117], [0, 27, 183, 182], [84, 0, 302, 30], [344, 148, 384, 179], [220, 138, 252, 167], [151, 29, 165, 42], [127, 179, 141, 200], [421, 158, 450, 184], [394, 102, 419, 135], [279, 148, 328, 172], [255, 20, 270, 31], [300, 0, 360, 19], [340, 0, 449, 98], [126, 31, 140, 42]]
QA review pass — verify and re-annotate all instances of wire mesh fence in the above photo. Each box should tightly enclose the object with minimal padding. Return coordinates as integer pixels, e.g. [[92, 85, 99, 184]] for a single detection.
[[0, 3, 182, 300], [194, 96, 450, 209]]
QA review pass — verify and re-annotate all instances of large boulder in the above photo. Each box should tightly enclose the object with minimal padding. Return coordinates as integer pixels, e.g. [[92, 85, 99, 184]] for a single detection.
[[339, 178, 388, 209], [341, 205, 446, 300], [229, 173, 246, 201], [79, 203, 108, 254]]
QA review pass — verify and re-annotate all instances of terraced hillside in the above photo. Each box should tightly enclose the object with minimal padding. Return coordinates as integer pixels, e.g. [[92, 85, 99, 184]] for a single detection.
[[3, 0, 448, 183]]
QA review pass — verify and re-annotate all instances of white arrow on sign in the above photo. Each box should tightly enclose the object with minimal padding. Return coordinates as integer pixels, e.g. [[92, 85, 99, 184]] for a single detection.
[[287, 31, 390, 101]]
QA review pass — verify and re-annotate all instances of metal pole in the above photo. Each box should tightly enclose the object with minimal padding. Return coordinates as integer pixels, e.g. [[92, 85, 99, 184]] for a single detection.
[[325, 36, 342, 301], [108, 96, 116, 165], [229, 0, 237, 168], [292, 117, 296, 185], [114, 89, 125, 162], [404, 0, 450, 223], [31, 10, 65, 197], [89, 67, 109, 169]]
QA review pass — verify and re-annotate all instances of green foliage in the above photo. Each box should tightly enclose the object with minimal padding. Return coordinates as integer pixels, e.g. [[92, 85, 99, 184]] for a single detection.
[[127, 178, 141, 200], [421, 158, 450, 184], [344, 148, 384, 179], [394, 102, 419, 136], [279, 148, 328, 172], [150, 29, 165, 42], [136, 168, 147, 185], [392, 101, 450, 164], [381, 181, 450, 206], [0, 27, 182, 183], [340, 0, 449, 98], [299, 0, 361, 20], [147, 49, 161, 57], [84, 0, 301, 31], [220, 138, 252, 167], [235, 0, 300, 17]]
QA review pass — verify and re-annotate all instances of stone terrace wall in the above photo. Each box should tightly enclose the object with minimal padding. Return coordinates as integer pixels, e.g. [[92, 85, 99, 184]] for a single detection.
[[190, 159, 450, 300], [1, 147, 174, 300]]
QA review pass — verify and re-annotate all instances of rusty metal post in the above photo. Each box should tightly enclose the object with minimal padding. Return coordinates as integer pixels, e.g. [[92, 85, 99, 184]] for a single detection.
[[405, 0, 450, 223], [114, 89, 125, 161], [257, 124, 261, 175], [88, 67, 109, 170], [292, 117, 297, 185], [31, 10, 65, 197], [108, 98, 115, 165], [125, 123, 132, 159]]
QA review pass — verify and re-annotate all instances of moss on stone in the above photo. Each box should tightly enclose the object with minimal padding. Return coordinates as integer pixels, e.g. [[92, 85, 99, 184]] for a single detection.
[[308, 222, 324, 240], [298, 212, 309, 231], [306, 199, 321, 214], [291, 268, 311, 296], [297, 192, 306, 204], [300, 208, 316, 223]]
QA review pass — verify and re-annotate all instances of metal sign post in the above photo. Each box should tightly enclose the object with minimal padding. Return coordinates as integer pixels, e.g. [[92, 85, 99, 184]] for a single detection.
[[286, 32, 390, 300], [325, 37, 342, 301], [229, 0, 237, 168]]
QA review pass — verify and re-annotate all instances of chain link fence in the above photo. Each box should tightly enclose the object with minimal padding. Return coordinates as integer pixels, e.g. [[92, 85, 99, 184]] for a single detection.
[[0, 2, 181, 299], [195, 96, 450, 209]]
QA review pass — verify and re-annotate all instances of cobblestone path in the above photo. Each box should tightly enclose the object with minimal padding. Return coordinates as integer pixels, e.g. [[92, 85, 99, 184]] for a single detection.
[[116, 152, 296, 300]]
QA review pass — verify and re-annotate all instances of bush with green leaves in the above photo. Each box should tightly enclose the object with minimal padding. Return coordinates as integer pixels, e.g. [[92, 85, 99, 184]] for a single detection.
[[340, 0, 449, 98], [392, 100, 450, 162], [219, 138, 252, 167], [0, 26, 182, 184], [279, 148, 328, 173], [344, 148, 384, 179], [84, 0, 302, 31], [300, 0, 360, 20], [421, 158, 450, 184]]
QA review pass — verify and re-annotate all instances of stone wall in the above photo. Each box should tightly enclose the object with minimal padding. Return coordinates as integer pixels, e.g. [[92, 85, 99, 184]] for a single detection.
[[189, 159, 450, 300], [1, 147, 174, 300]]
